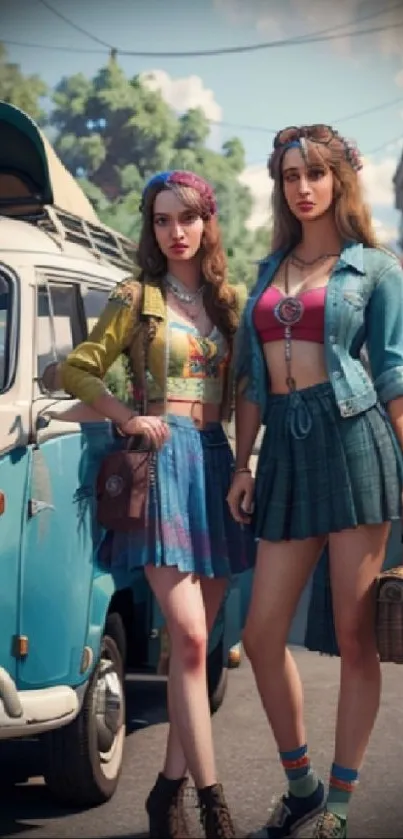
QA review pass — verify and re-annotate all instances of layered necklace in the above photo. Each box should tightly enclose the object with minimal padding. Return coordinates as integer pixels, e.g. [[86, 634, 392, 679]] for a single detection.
[[165, 273, 205, 321], [273, 252, 339, 392]]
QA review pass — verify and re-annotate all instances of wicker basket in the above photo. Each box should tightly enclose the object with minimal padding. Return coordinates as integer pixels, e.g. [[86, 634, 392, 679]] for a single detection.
[[376, 566, 403, 663]]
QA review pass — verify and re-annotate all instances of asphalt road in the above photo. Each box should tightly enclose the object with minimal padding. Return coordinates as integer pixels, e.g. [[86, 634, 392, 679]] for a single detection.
[[1, 650, 403, 838]]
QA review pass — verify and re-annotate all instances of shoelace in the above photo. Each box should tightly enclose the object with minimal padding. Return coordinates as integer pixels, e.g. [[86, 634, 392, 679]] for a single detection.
[[198, 803, 235, 838], [313, 811, 344, 838], [265, 795, 290, 829], [167, 784, 190, 837]]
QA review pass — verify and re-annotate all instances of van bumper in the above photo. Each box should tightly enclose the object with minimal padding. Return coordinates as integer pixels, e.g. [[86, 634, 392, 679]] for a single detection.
[[0, 666, 79, 739]]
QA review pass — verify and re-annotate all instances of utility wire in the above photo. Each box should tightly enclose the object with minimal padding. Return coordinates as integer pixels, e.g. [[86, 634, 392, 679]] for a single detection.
[[2, 39, 106, 54], [208, 96, 403, 136], [116, 20, 403, 57], [365, 135, 403, 156], [36, 0, 402, 54], [332, 96, 403, 125], [5, 2, 403, 58], [37, 0, 115, 50]]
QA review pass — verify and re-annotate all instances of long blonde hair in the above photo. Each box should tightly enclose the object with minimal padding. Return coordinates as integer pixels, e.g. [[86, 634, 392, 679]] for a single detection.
[[269, 135, 378, 253]]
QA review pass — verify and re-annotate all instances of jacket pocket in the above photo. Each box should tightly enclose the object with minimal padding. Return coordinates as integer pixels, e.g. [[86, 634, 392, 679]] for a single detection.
[[342, 290, 365, 310]]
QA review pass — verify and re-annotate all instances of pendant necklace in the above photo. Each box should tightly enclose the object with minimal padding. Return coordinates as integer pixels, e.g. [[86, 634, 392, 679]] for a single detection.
[[273, 259, 304, 392]]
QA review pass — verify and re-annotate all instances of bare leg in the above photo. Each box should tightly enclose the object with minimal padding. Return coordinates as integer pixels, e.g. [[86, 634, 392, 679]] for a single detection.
[[162, 577, 228, 780], [329, 523, 390, 769], [243, 537, 325, 750], [145, 565, 226, 788]]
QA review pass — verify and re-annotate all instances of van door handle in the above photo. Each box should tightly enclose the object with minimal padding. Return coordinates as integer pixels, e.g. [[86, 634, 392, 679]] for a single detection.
[[28, 499, 55, 517]]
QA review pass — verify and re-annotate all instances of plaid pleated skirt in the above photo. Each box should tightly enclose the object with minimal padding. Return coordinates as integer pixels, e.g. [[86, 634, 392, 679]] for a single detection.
[[254, 382, 403, 542], [104, 415, 256, 578]]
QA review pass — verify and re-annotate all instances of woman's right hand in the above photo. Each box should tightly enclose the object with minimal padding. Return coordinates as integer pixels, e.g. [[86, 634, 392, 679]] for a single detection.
[[227, 470, 255, 524], [119, 415, 170, 449]]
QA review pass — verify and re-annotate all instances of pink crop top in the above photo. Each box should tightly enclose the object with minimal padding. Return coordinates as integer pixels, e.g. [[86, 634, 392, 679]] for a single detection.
[[253, 285, 326, 344]]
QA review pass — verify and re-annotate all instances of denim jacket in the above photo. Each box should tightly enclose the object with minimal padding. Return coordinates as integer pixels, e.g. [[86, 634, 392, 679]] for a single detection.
[[234, 242, 403, 422]]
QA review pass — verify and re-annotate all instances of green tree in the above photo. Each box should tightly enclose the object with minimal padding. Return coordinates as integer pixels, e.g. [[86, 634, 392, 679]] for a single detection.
[[48, 56, 270, 285], [0, 43, 47, 123]]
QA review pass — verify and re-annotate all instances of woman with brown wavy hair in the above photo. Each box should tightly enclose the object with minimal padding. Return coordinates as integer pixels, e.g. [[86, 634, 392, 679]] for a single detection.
[[227, 127, 403, 838], [61, 169, 254, 839]]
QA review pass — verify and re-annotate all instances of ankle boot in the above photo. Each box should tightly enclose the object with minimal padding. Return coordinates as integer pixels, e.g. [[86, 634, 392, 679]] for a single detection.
[[146, 773, 190, 839], [198, 783, 236, 838]]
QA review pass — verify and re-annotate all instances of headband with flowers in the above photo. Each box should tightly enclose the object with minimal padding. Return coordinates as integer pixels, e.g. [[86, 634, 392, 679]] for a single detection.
[[140, 169, 217, 216]]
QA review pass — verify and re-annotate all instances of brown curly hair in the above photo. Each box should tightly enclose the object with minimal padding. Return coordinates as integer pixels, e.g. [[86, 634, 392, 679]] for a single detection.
[[136, 182, 239, 345], [268, 133, 379, 253]]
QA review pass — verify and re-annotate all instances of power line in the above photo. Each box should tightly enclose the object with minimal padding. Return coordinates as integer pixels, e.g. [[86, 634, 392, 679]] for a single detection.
[[208, 96, 403, 136], [35, 0, 402, 57], [333, 96, 403, 125], [365, 135, 403, 156], [116, 20, 403, 57], [2, 39, 106, 54], [37, 0, 115, 50], [4, 5, 403, 58]]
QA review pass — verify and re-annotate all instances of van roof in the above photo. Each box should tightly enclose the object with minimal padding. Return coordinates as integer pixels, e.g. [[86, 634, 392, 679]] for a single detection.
[[0, 211, 136, 276]]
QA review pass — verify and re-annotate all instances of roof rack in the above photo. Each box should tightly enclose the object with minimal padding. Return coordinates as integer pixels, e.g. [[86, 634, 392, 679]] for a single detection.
[[0, 201, 137, 271], [40, 205, 136, 270]]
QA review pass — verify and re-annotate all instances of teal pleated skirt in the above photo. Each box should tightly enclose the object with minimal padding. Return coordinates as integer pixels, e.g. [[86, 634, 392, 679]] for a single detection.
[[254, 382, 403, 542]]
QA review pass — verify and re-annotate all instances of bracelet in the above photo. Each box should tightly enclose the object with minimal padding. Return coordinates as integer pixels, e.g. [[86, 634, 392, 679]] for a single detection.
[[234, 467, 252, 475]]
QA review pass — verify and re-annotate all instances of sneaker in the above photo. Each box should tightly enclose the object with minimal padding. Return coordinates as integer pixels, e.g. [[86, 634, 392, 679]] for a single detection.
[[313, 811, 347, 838], [252, 781, 325, 838]]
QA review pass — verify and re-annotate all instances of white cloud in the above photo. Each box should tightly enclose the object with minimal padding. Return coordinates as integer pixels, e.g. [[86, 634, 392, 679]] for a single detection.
[[141, 69, 222, 122], [373, 217, 398, 244], [360, 155, 398, 208], [239, 164, 272, 229], [396, 68, 403, 88]]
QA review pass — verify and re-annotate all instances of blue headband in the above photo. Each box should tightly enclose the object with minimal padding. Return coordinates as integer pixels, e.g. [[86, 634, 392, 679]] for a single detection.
[[142, 171, 173, 196], [283, 140, 301, 152]]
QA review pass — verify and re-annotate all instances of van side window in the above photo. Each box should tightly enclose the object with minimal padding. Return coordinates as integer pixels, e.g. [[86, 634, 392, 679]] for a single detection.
[[36, 284, 82, 378], [81, 284, 129, 403], [81, 287, 109, 335], [0, 273, 11, 392]]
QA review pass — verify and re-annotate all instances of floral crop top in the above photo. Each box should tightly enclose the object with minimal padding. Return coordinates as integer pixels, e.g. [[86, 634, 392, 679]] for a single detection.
[[165, 308, 230, 406]]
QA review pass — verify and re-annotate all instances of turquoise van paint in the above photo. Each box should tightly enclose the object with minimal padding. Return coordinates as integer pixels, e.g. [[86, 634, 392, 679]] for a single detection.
[[0, 447, 31, 681]]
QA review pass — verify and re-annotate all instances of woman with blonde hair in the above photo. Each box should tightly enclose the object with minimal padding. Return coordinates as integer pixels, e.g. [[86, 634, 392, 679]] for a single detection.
[[227, 125, 403, 838], [60, 169, 254, 839]]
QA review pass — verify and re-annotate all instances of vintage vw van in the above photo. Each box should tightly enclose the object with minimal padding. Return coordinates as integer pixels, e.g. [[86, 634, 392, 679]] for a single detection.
[[0, 102, 243, 807]]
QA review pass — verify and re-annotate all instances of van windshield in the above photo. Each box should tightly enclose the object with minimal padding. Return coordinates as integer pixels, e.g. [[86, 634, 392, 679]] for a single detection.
[[0, 274, 11, 392]]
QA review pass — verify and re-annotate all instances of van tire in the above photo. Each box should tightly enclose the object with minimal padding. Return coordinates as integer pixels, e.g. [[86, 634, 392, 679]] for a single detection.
[[44, 613, 126, 807], [207, 638, 228, 715]]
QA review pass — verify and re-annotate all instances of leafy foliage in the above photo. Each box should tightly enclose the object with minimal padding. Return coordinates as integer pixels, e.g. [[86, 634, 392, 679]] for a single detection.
[[0, 44, 47, 123], [0, 46, 271, 286]]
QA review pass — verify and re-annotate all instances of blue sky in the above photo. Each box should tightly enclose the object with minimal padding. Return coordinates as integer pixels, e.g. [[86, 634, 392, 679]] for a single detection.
[[1, 0, 403, 243]]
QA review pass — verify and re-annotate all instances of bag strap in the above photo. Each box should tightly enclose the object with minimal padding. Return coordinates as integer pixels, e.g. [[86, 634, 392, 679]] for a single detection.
[[125, 281, 153, 418]]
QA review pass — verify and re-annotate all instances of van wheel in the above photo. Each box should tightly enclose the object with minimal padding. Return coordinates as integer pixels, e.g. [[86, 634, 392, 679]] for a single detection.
[[207, 638, 228, 715], [44, 613, 126, 807]]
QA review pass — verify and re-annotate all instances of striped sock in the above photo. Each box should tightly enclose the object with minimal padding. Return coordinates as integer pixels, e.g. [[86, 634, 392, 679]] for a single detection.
[[280, 744, 319, 798], [327, 763, 359, 819]]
